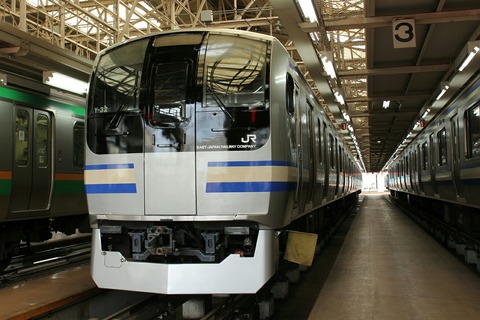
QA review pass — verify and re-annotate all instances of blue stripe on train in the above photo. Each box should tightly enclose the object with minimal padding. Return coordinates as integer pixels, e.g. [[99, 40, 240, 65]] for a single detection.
[[85, 163, 134, 170], [208, 160, 295, 167], [206, 181, 296, 193], [85, 183, 137, 194]]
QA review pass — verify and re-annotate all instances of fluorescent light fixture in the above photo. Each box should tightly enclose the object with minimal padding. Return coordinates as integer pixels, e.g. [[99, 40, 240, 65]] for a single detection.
[[320, 52, 336, 79], [297, 0, 318, 23], [435, 83, 449, 101], [0, 73, 6, 85], [43, 71, 88, 95], [334, 91, 345, 105], [382, 100, 390, 109], [459, 44, 480, 71], [309, 32, 320, 43]]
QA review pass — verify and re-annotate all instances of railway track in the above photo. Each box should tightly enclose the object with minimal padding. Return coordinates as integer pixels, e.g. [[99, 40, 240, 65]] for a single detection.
[[11, 200, 361, 319], [390, 195, 480, 276], [0, 234, 91, 286]]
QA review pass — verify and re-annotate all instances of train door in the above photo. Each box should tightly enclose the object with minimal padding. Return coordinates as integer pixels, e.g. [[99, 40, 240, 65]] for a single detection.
[[313, 118, 326, 206], [417, 144, 424, 194], [334, 138, 339, 197], [10, 107, 52, 212], [144, 49, 197, 215], [429, 134, 438, 195], [295, 91, 314, 213], [326, 133, 336, 201], [398, 160, 404, 190], [304, 101, 316, 208], [305, 102, 315, 208], [410, 150, 418, 193], [322, 122, 329, 201], [450, 115, 465, 198], [293, 86, 302, 210], [338, 146, 344, 196]]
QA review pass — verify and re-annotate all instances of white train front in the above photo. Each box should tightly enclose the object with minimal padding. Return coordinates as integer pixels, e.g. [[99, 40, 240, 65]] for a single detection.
[[85, 29, 362, 294]]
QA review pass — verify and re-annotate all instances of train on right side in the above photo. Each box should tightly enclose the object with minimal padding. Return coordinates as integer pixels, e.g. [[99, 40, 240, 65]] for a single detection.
[[388, 72, 480, 237]]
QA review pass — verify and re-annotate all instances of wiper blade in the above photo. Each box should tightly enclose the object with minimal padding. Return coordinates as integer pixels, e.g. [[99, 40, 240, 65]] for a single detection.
[[105, 87, 138, 130], [206, 85, 235, 123], [96, 129, 130, 136]]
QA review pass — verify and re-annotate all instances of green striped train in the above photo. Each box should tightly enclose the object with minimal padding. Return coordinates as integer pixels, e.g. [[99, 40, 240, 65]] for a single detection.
[[0, 81, 88, 268]]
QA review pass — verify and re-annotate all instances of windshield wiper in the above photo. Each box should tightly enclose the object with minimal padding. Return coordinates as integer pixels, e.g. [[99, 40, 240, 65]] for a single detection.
[[104, 87, 138, 130], [206, 85, 235, 123]]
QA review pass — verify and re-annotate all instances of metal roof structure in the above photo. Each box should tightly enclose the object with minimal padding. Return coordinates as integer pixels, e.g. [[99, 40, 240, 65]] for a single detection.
[[0, 0, 479, 172]]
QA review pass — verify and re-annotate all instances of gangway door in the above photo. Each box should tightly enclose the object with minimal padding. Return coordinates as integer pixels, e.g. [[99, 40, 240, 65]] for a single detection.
[[144, 50, 197, 216]]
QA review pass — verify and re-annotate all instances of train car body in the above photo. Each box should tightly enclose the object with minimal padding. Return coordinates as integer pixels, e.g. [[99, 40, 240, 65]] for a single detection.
[[0, 79, 88, 266], [389, 72, 480, 235], [86, 29, 362, 294]]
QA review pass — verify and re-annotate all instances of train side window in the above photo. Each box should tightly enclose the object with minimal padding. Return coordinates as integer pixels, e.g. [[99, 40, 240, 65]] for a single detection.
[[437, 128, 447, 166], [323, 122, 327, 165], [422, 142, 428, 170], [338, 146, 343, 172], [73, 122, 85, 168], [35, 114, 49, 168], [15, 110, 29, 166], [416, 145, 420, 171], [405, 155, 410, 176], [329, 133, 335, 168], [316, 119, 322, 164], [410, 152, 415, 181], [466, 104, 480, 158], [286, 74, 294, 116]]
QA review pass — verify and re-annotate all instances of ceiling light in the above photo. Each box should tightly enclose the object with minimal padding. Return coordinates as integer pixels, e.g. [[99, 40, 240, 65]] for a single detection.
[[334, 91, 345, 105], [320, 52, 336, 79], [297, 0, 318, 23], [309, 32, 320, 43], [459, 43, 480, 71], [382, 100, 390, 109], [43, 71, 88, 95], [435, 83, 449, 101]]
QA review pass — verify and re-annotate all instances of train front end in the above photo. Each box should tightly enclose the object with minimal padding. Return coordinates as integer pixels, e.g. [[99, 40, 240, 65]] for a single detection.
[[85, 30, 293, 294]]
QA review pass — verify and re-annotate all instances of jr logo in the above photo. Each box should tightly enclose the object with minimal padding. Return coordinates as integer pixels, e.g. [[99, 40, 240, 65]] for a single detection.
[[241, 134, 257, 144]]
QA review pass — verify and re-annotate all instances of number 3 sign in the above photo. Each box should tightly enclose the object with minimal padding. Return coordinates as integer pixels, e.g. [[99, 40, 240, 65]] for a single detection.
[[393, 19, 416, 48]]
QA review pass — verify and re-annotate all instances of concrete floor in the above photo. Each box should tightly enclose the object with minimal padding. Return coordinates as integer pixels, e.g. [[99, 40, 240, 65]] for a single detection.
[[306, 194, 480, 320]]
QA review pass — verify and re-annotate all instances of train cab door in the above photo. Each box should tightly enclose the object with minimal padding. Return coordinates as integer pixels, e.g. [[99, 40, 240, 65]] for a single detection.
[[10, 107, 52, 213], [144, 49, 197, 215]]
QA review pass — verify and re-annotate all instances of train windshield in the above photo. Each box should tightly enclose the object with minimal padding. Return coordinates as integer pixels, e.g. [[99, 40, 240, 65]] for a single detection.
[[87, 39, 148, 154], [204, 35, 268, 111], [89, 39, 148, 116], [194, 34, 270, 152]]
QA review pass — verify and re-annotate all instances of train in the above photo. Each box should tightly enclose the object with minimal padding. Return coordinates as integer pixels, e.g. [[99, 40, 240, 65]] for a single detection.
[[388, 71, 480, 237], [0, 73, 89, 269], [86, 29, 362, 294]]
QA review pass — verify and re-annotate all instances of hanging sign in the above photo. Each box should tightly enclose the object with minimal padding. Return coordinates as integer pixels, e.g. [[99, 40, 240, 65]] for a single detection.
[[393, 18, 416, 48]]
